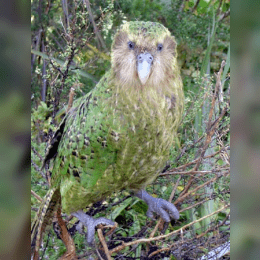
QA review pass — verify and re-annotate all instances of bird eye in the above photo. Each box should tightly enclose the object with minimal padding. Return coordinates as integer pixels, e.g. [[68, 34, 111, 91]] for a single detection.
[[157, 43, 163, 51], [128, 41, 135, 50]]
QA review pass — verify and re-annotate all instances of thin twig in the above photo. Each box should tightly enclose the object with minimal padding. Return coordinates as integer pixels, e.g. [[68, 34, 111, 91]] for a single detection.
[[177, 0, 186, 20], [161, 166, 229, 176], [196, 213, 230, 239], [31, 190, 43, 202], [110, 204, 229, 254], [66, 86, 75, 113], [149, 211, 230, 258], [179, 197, 212, 213], [170, 147, 227, 171], [218, 9, 230, 22], [169, 176, 181, 202], [179, 61, 228, 197], [32, 146, 43, 161], [174, 170, 229, 205], [83, 0, 107, 51], [97, 229, 112, 260], [31, 207, 38, 212], [56, 207, 77, 260], [191, 0, 201, 13], [31, 159, 47, 181], [216, 0, 223, 16]]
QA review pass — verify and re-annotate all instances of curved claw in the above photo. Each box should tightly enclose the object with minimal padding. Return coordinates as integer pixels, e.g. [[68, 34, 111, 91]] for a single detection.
[[136, 190, 179, 222], [72, 210, 115, 245]]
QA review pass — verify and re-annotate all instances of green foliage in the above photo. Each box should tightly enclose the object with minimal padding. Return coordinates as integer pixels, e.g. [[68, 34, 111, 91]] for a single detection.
[[115, 0, 163, 21], [31, 0, 229, 258], [31, 101, 53, 137]]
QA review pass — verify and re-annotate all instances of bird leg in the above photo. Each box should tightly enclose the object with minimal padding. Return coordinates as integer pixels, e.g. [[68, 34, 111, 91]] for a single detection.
[[136, 190, 179, 222], [71, 210, 115, 245]]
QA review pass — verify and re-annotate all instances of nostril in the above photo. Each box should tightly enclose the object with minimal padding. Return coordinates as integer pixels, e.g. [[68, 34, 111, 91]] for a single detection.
[[138, 55, 143, 62], [148, 55, 153, 62], [138, 53, 153, 63]]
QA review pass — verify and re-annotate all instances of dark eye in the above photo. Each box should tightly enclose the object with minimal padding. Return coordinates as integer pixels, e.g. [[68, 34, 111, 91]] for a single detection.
[[128, 41, 135, 50], [157, 43, 163, 51]]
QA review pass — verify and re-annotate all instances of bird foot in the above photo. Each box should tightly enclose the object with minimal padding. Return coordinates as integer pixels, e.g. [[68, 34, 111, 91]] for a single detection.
[[71, 210, 115, 245], [136, 190, 179, 222]]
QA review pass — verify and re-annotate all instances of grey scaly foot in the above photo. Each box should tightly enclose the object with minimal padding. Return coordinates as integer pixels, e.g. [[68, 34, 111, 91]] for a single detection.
[[71, 210, 115, 245], [136, 190, 179, 222]]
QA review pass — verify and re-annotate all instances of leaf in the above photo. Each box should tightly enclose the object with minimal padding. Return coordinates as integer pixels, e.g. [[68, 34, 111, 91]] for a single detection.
[[222, 43, 230, 83], [86, 43, 111, 61], [200, 11, 218, 76], [110, 197, 133, 220], [31, 49, 97, 82], [128, 211, 140, 236]]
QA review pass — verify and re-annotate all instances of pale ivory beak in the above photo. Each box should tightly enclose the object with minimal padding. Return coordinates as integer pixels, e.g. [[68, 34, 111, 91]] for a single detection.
[[137, 53, 153, 85]]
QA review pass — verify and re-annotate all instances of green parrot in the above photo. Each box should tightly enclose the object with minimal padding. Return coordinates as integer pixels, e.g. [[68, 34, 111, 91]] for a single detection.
[[31, 21, 184, 258]]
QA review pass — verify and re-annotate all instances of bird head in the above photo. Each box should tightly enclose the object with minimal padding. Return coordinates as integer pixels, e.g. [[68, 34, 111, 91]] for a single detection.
[[111, 21, 178, 89]]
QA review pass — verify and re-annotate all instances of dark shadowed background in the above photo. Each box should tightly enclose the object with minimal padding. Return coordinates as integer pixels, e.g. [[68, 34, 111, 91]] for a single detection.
[[231, 0, 260, 259], [0, 0, 31, 258]]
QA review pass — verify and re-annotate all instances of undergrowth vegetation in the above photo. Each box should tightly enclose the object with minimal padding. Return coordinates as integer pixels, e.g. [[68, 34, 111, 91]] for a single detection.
[[31, 0, 230, 259]]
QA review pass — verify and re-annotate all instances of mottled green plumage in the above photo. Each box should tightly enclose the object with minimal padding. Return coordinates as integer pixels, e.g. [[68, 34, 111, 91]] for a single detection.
[[32, 21, 184, 257]]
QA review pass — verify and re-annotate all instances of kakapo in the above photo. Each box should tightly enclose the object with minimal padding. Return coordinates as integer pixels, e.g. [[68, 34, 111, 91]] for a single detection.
[[31, 21, 184, 259]]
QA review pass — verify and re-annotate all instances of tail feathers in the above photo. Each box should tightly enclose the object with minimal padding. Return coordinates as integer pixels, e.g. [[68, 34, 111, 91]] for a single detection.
[[31, 188, 61, 259]]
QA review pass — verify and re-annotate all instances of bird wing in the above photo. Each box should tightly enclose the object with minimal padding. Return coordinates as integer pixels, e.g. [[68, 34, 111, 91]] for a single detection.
[[48, 72, 117, 187]]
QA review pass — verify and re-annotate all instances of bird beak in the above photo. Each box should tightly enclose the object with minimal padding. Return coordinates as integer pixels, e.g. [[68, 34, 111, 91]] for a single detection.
[[137, 53, 153, 85]]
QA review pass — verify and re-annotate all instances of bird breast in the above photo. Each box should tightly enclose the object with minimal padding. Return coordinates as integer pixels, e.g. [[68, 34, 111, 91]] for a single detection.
[[102, 89, 175, 190]]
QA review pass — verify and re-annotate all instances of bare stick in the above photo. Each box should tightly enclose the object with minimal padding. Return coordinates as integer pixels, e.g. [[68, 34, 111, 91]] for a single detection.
[[66, 86, 75, 113], [97, 229, 112, 260], [56, 207, 77, 260], [218, 9, 230, 22], [31, 190, 43, 202], [174, 170, 229, 205], [110, 204, 229, 254], [149, 212, 230, 258], [83, 0, 107, 51], [191, 0, 201, 13]]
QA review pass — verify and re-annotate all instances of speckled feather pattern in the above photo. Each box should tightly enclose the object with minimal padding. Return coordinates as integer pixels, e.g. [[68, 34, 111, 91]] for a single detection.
[[44, 21, 184, 215]]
